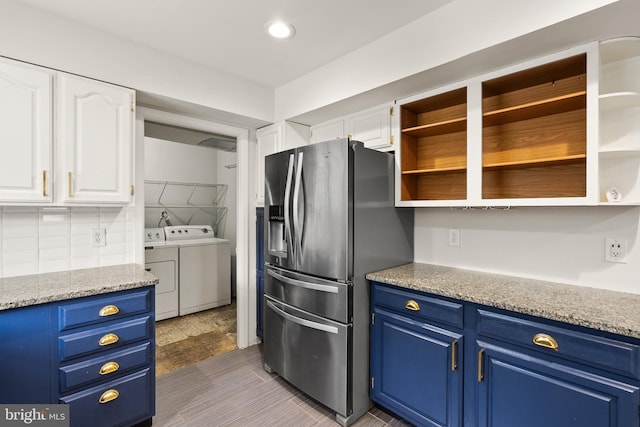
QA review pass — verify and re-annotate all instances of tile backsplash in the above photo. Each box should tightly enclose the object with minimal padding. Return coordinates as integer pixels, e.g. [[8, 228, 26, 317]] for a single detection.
[[0, 206, 136, 278]]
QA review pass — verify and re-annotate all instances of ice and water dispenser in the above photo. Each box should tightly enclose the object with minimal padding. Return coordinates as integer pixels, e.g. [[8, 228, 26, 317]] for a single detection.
[[268, 204, 287, 258]]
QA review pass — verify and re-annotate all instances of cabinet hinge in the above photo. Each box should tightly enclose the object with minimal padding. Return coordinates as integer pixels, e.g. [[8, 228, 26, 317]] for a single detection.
[[390, 135, 394, 145], [130, 102, 135, 113], [371, 377, 374, 390], [390, 106, 394, 116], [371, 313, 375, 325], [130, 185, 135, 196]]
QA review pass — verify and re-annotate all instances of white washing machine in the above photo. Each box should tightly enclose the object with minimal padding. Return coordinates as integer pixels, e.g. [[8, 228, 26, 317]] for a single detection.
[[145, 225, 231, 319]]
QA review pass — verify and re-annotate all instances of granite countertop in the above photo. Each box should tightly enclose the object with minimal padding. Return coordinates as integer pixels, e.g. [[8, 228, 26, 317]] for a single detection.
[[0, 264, 158, 311], [367, 263, 640, 339]]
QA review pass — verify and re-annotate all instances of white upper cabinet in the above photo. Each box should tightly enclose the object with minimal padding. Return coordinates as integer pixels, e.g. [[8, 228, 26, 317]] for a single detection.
[[255, 121, 309, 206], [310, 103, 394, 150], [56, 72, 134, 204], [310, 118, 344, 144], [345, 105, 393, 150], [0, 57, 54, 203], [0, 58, 135, 206]]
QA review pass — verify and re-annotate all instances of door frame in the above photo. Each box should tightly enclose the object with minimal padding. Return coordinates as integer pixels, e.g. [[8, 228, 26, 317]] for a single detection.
[[135, 106, 253, 349]]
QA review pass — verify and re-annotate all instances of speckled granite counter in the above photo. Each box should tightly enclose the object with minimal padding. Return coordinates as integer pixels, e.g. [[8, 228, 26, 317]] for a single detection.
[[0, 264, 158, 311], [367, 263, 640, 339]]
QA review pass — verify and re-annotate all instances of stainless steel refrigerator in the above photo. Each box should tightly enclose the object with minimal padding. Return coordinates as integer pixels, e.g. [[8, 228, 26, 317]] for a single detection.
[[263, 138, 413, 426]]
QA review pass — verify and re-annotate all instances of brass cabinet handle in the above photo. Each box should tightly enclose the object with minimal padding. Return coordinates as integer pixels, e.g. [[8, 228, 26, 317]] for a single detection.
[[98, 333, 119, 346], [533, 333, 559, 351], [68, 171, 72, 197], [99, 361, 120, 375], [405, 300, 420, 311], [42, 170, 47, 196], [478, 349, 485, 382], [99, 305, 120, 317], [98, 389, 119, 404], [451, 340, 458, 371]]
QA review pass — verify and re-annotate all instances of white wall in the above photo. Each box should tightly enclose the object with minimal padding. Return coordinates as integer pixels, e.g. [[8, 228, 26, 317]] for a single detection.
[[216, 151, 238, 250], [275, 0, 622, 121], [0, 1, 273, 123], [0, 206, 135, 278], [414, 206, 640, 294]]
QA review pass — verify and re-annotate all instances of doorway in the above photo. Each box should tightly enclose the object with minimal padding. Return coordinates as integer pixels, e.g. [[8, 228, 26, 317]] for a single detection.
[[135, 107, 253, 372]]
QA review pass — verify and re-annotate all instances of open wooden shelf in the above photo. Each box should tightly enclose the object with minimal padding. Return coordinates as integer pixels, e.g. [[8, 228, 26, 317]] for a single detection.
[[481, 53, 587, 200], [400, 87, 467, 201], [483, 91, 586, 127], [483, 154, 586, 170], [402, 117, 466, 138]]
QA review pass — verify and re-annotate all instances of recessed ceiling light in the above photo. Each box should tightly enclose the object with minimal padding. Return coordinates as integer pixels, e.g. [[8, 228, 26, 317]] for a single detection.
[[265, 20, 296, 39]]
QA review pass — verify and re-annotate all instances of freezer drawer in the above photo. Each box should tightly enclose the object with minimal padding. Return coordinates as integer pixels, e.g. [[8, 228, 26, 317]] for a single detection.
[[263, 296, 351, 417], [265, 266, 350, 323]]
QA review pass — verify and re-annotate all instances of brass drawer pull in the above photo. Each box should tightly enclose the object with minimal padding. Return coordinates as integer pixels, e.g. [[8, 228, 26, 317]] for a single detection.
[[99, 361, 120, 375], [451, 340, 458, 371], [533, 333, 559, 351], [405, 300, 420, 311], [478, 349, 485, 382], [98, 389, 119, 404], [99, 305, 120, 317], [98, 333, 119, 346], [42, 170, 48, 196]]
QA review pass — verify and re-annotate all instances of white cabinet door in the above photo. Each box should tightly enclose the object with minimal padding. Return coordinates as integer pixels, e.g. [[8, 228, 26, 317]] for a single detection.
[[57, 73, 134, 204], [256, 124, 282, 206], [310, 118, 344, 143], [0, 57, 53, 203], [345, 105, 393, 150], [255, 121, 310, 205]]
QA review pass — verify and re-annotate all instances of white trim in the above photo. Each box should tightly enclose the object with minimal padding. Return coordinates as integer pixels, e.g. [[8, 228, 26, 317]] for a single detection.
[[135, 106, 252, 349]]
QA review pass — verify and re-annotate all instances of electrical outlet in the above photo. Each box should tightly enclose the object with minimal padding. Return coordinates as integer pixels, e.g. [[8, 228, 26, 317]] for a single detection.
[[92, 228, 106, 247], [448, 229, 460, 247], [605, 238, 627, 263]]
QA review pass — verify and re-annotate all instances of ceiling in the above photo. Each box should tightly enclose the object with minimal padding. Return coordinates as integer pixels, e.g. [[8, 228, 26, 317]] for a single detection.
[[13, 0, 452, 88]]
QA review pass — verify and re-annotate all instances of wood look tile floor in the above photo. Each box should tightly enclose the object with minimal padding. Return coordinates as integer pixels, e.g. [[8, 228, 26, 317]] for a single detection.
[[155, 344, 410, 427], [155, 302, 238, 376]]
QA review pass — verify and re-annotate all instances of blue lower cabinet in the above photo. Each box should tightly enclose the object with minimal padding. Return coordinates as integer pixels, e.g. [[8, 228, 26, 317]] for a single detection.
[[370, 281, 640, 427], [370, 308, 463, 427], [256, 207, 264, 338], [0, 303, 53, 404], [476, 340, 640, 427], [0, 287, 155, 427], [60, 368, 154, 427]]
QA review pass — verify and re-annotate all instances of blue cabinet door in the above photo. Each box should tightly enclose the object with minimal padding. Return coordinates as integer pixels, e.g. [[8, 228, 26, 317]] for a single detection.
[[371, 307, 463, 427], [256, 207, 264, 338], [0, 303, 53, 403], [476, 340, 640, 427]]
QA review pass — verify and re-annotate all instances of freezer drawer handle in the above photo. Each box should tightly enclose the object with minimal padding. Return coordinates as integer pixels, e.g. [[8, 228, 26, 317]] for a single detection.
[[267, 269, 339, 294], [267, 300, 339, 334]]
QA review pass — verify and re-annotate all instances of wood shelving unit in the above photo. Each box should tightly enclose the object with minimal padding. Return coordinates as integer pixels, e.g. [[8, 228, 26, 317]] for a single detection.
[[400, 87, 467, 201], [481, 54, 588, 200]]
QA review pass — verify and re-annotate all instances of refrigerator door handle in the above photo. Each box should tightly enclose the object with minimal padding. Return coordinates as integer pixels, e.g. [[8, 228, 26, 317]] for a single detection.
[[293, 151, 304, 264], [266, 299, 339, 334], [284, 153, 295, 260], [267, 268, 340, 294]]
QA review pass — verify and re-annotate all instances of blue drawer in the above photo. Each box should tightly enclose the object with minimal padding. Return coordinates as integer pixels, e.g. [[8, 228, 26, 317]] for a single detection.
[[476, 308, 640, 379], [372, 283, 463, 329], [59, 342, 152, 393], [59, 288, 153, 332], [58, 316, 152, 362], [60, 368, 154, 427]]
